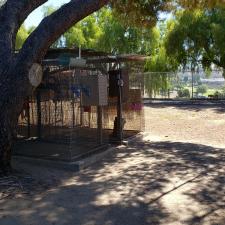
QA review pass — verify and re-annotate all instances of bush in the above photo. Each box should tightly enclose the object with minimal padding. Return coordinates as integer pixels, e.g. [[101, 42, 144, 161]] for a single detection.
[[196, 85, 208, 95], [178, 88, 190, 98]]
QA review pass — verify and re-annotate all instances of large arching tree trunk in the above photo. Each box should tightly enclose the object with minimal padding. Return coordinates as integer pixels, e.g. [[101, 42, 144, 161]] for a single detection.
[[0, 62, 31, 172], [0, 58, 32, 172], [0, 0, 109, 173]]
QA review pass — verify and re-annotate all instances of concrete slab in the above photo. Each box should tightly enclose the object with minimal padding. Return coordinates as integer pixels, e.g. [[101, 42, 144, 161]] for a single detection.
[[12, 133, 145, 172]]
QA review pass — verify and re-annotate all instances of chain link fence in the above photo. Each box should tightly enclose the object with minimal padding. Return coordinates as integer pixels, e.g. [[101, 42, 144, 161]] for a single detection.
[[144, 70, 225, 100]]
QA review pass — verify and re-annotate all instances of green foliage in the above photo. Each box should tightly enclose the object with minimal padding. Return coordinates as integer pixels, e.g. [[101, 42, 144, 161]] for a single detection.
[[42, 5, 57, 17], [178, 88, 190, 98], [196, 84, 208, 94], [64, 14, 102, 49], [15, 25, 29, 50], [8, 0, 225, 52], [144, 39, 179, 98], [111, 0, 225, 29], [178, 0, 225, 9], [165, 7, 225, 74], [144, 72, 172, 98], [145, 47, 178, 72], [61, 7, 160, 55], [95, 8, 160, 54], [111, 0, 172, 28]]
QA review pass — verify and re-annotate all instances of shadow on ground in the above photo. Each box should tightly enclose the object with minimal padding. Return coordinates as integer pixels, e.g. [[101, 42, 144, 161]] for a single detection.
[[0, 140, 224, 225], [145, 101, 225, 114]]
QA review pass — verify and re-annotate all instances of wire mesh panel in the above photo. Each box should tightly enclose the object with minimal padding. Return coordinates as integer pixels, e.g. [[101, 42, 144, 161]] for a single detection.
[[16, 69, 100, 162], [15, 67, 145, 162], [143, 70, 225, 100]]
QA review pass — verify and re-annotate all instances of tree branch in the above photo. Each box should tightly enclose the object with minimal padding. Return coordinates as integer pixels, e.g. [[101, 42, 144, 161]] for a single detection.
[[0, 0, 47, 61], [17, 0, 109, 66]]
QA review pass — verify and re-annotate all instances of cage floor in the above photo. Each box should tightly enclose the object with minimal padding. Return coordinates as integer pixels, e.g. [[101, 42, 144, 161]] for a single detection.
[[13, 127, 138, 162]]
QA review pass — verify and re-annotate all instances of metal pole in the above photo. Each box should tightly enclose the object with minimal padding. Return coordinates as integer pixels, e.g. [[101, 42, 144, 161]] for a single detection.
[[117, 70, 123, 144], [54, 101, 57, 136], [97, 106, 103, 145], [72, 99, 75, 128], [80, 92, 83, 126], [36, 90, 41, 139], [61, 100, 63, 127], [27, 97, 31, 138], [192, 70, 194, 99]]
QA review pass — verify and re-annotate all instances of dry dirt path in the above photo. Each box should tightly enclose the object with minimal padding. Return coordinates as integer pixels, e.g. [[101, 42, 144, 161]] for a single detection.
[[0, 102, 224, 225], [144, 102, 225, 148]]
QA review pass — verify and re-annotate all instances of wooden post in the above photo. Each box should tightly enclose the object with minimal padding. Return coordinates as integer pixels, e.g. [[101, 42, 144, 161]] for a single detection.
[[97, 106, 103, 145]]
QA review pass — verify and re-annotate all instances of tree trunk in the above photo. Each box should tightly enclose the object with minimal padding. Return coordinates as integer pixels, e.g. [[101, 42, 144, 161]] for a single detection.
[[0, 63, 30, 174], [0, 116, 13, 173]]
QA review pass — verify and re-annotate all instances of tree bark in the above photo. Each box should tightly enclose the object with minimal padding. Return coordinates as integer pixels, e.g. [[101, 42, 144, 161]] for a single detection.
[[0, 0, 48, 61], [0, 60, 31, 172], [0, 115, 13, 173], [0, 0, 109, 172]]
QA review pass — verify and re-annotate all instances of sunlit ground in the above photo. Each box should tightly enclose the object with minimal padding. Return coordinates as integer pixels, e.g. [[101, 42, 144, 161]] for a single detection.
[[0, 103, 224, 225]]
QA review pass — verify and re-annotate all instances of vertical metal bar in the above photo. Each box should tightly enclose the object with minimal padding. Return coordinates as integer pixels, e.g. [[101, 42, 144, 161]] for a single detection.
[[36, 90, 41, 139], [27, 97, 31, 138], [97, 106, 103, 145], [80, 92, 83, 126], [44, 100, 47, 125], [54, 101, 57, 136], [117, 70, 123, 144], [72, 99, 75, 128], [61, 100, 63, 127], [31, 97, 34, 125], [192, 70, 194, 99], [88, 110, 91, 128], [48, 93, 51, 136]]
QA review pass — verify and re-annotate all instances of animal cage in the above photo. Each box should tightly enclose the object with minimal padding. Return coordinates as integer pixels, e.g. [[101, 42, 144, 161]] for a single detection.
[[15, 49, 145, 163]]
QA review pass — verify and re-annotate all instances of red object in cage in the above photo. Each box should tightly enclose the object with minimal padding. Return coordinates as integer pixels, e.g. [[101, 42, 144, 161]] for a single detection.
[[83, 106, 91, 113], [130, 103, 143, 111]]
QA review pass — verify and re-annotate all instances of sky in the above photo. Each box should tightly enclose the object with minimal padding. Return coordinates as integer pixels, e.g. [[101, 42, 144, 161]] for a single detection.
[[24, 0, 70, 28]]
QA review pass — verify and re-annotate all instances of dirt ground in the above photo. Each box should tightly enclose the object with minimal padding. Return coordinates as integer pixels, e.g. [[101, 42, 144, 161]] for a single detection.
[[0, 102, 224, 225], [144, 102, 225, 148]]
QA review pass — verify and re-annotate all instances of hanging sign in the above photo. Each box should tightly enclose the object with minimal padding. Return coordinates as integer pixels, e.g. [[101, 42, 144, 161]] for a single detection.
[[69, 58, 86, 67], [28, 63, 43, 87]]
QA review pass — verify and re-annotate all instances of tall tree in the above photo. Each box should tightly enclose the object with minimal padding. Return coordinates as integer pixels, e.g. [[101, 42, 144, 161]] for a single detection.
[[96, 8, 160, 54], [165, 7, 225, 74], [144, 29, 179, 97]]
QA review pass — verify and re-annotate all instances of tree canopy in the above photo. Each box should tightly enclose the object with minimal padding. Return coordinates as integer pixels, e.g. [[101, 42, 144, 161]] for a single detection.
[[165, 7, 225, 74], [33, 6, 161, 55]]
